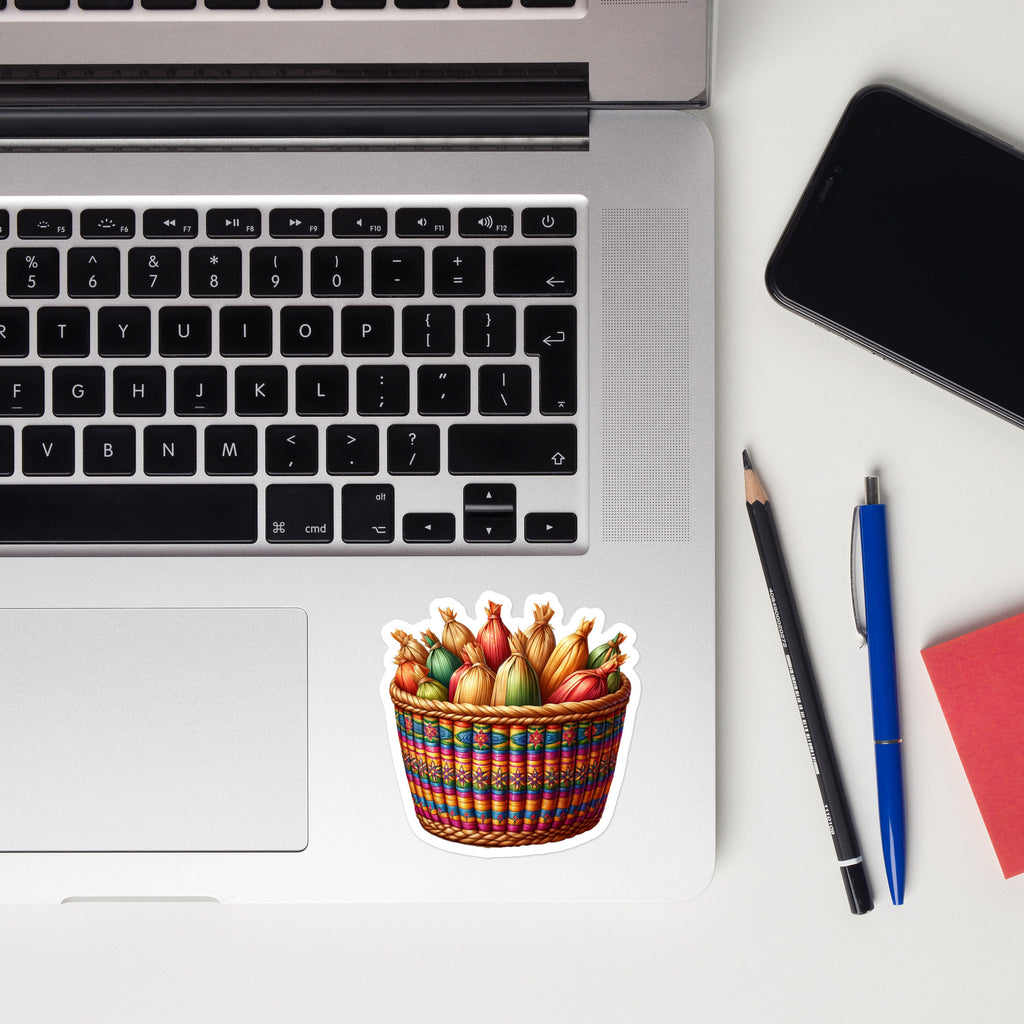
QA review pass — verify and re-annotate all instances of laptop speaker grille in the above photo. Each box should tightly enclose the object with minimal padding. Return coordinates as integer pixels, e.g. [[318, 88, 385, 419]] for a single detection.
[[600, 208, 690, 543]]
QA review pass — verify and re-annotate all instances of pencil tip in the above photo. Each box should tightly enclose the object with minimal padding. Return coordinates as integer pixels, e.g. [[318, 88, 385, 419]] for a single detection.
[[742, 449, 752, 470]]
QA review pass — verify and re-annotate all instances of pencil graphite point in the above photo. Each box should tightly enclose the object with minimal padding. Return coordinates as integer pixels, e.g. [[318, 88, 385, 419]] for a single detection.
[[742, 450, 769, 505], [742, 449, 752, 471]]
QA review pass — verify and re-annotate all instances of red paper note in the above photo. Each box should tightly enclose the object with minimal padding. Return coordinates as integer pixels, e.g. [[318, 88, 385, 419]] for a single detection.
[[922, 611, 1024, 879]]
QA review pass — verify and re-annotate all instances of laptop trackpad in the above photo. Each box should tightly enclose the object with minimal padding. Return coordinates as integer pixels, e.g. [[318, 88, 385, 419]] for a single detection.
[[0, 608, 307, 852]]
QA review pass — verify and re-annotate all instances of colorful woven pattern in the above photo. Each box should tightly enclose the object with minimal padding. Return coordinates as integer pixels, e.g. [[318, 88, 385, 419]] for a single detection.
[[390, 680, 631, 847]]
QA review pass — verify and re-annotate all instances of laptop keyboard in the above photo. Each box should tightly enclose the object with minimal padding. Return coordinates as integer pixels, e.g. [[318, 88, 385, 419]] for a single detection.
[[0, 196, 587, 552]]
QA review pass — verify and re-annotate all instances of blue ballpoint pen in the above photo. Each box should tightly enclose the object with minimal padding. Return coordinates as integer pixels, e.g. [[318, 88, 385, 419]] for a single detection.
[[856, 476, 906, 905]]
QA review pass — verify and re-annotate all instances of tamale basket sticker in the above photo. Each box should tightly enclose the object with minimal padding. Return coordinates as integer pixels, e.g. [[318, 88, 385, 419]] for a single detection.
[[381, 592, 640, 857]]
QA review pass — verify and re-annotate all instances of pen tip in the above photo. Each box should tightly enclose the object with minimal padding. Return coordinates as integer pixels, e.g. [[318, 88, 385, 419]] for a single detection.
[[742, 449, 752, 471]]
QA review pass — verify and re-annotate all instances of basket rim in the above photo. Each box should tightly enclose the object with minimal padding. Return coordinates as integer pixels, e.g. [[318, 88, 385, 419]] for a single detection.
[[389, 678, 631, 723]]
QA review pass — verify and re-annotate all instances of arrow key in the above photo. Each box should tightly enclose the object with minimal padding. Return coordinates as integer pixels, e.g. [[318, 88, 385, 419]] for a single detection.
[[524, 512, 577, 543], [402, 513, 456, 544]]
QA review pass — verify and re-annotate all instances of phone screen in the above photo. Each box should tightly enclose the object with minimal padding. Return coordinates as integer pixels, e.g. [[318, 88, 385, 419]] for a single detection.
[[767, 86, 1024, 425]]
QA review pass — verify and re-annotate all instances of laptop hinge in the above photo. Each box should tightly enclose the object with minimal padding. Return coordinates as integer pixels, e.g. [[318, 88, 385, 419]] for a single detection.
[[0, 64, 590, 149]]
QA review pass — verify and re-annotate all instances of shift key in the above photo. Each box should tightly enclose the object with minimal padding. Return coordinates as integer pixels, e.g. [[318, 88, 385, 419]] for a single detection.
[[448, 424, 576, 474]]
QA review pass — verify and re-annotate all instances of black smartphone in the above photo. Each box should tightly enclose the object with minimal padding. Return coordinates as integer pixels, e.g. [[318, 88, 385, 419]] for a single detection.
[[766, 85, 1024, 428]]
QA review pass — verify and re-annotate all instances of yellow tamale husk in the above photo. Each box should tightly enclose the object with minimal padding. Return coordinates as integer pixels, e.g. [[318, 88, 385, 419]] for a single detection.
[[524, 602, 557, 676], [492, 631, 533, 705], [438, 607, 475, 659], [391, 629, 428, 666], [538, 616, 595, 701], [454, 642, 495, 705]]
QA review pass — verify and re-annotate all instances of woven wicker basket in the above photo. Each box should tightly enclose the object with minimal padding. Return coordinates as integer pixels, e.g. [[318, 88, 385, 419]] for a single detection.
[[389, 679, 631, 847]]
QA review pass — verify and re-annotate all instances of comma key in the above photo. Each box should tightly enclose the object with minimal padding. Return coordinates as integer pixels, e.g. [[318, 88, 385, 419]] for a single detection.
[[266, 484, 334, 543]]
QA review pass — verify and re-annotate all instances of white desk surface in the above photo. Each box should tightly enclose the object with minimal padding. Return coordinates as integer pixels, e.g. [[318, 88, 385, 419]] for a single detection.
[[5, 2, 1024, 1020]]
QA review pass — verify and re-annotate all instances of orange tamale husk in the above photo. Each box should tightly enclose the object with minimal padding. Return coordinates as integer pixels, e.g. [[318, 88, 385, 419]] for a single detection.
[[391, 629, 428, 666], [546, 654, 625, 703], [454, 642, 495, 705], [524, 602, 557, 676], [538, 616, 595, 701], [438, 607, 475, 659], [476, 600, 512, 671], [393, 656, 428, 695]]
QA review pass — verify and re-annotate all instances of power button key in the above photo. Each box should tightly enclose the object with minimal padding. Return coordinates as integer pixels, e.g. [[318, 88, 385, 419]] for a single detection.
[[521, 207, 577, 238]]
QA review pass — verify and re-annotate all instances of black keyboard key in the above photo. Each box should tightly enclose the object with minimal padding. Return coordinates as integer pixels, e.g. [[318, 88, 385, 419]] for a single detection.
[[68, 248, 121, 299], [341, 306, 394, 356], [524, 305, 577, 414], [521, 207, 577, 237], [0, 367, 44, 416], [433, 246, 485, 297], [459, 207, 514, 238], [396, 0, 447, 6], [53, 366, 106, 417], [402, 306, 455, 356], [295, 365, 348, 416], [98, 307, 151, 357], [22, 427, 75, 476], [266, 425, 319, 475], [7, 248, 60, 299], [311, 247, 363, 297], [128, 248, 181, 299], [235, 365, 288, 416], [219, 306, 272, 357], [206, 208, 261, 238], [332, 207, 387, 237], [250, 247, 302, 298], [0, 211, 8, 240], [113, 366, 166, 416], [520, 0, 576, 6], [463, 483, 516, 543], [189, 247, 242, 299], [326, 424, 378, 475], [37, 308, 90, 357], [281, 306, 333, 357], [458, 0, 511, 7], [205, 0, 259, 7], [158, 307, 212, 357], [266, 484, 334, 543], [205, 425, 258, 476], [341, 483, 394, 543], [140, 0, 195, 6], [448, 424, 577, 474], [81, 209, 135, 239], [371, 247, 424, 298], [144, 425, 197, 476], [478, 365, 531, 416], [0, 308, 30, 357], [417, 364, 470, 416], [0, 485, 257, 544], [143, 208, 198, 239], [174, 365, 227, 416], [524, 512, 578, 542], [463, 306, 515, 356], [387, 424, 440, 476], [355, 365, 409, 416], [17, 209, 72, 240], [270, 208, 324, 238], [83, 426, 136, 476], [395, 208, 450, 238], [0, 427, 12, 477], [332, 0, 386, 7], [402, 513, 455, 544], [493, 246, 576, 297]]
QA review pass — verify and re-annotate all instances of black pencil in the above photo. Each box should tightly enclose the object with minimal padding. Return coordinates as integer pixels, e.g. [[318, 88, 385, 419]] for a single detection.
[[743, 450, 873, 915]]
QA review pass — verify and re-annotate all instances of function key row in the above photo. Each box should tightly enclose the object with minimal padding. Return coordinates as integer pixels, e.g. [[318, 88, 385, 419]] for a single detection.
[[5, 0, 574, 8], [0, 207, 576, 241]]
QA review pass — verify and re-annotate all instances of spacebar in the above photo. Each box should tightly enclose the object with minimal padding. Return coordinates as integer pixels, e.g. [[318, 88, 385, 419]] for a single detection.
[[0, 485, 259, 544]]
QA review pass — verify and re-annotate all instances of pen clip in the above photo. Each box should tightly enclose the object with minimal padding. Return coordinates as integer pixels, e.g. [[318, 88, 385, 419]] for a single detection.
[[850, 505, 867, 646]]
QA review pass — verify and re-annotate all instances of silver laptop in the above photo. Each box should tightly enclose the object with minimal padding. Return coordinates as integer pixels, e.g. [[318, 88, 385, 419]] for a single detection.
[[0, 7, 714, 902]]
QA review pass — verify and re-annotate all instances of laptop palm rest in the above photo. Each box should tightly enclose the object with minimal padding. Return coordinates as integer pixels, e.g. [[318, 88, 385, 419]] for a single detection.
[[0, 607, 307, 853]]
